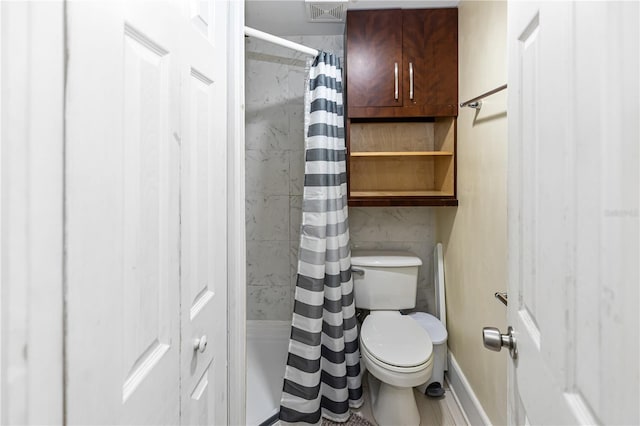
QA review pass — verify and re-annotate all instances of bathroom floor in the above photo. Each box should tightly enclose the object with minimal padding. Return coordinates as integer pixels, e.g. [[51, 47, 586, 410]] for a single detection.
[[247, 322, 469, 426], [352, 372, 469, 426]]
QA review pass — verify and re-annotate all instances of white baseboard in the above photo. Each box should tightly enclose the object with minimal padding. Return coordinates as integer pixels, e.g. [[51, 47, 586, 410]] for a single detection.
[[446, 352, 493, 426]]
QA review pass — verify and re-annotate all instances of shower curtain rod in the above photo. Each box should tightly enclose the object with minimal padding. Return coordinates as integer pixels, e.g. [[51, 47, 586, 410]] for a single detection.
[[244, 26, 319, 57]]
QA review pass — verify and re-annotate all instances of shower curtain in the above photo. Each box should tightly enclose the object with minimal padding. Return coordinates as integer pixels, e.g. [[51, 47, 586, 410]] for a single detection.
[[279, 52, 363, 425]]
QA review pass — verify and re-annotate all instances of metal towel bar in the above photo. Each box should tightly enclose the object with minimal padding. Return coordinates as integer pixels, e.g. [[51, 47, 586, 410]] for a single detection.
[[494, 292, 508, 307], [460, 84, 507, 109]]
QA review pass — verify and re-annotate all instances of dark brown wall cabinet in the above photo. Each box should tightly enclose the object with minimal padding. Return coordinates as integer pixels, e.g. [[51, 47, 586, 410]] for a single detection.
[[346, 8, 458, 118], [345, 8, 459, 207]]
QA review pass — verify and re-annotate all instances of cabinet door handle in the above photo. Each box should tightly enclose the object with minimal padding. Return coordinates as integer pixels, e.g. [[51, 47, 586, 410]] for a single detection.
[[409, 62, 413, 100], [394, 62, 399, 101], [409, 62, 414, 100]]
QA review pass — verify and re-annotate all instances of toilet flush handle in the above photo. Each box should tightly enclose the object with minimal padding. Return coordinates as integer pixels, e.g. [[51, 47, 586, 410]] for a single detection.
[[351, 267, 365, 276]]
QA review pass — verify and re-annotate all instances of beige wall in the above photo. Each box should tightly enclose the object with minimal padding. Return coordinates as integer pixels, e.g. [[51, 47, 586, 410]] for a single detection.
[[436, 1, 508, 424]]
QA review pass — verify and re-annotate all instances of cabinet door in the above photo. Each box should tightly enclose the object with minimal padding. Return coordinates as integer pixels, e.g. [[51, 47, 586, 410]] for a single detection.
[[346, 9, 402, 109], [403, 8, 458, 116]]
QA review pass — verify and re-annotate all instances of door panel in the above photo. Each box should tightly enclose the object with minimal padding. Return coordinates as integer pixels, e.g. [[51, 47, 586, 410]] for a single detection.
[[508, 5, 575, 424], [180, 1, 228, 425], [182, 64, 217, 385], [507, 2, 639, 425], [190, 0, 215, 41], [121, 23, 175, 407], [184, 362, 216, 426], [185, 67, 215, 320], [69, 10, 179, 424], [571, 3, 639, 422], [66, 2, 179, 422], [517, 9, 541, 348]]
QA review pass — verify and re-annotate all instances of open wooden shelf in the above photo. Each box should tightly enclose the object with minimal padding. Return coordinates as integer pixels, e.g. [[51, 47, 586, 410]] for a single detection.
[[346, 117, 456, 206], [350, 151, 454, 157]]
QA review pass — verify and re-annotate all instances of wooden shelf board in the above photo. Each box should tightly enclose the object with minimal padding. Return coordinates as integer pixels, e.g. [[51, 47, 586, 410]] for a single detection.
[[350, 151, 454, 157], [348, 195, 458, 207], [350, 190, 455, 197]]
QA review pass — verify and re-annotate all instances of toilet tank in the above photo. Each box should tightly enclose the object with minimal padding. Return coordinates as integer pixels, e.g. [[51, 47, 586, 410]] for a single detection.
[[351, 251, 422, 310]]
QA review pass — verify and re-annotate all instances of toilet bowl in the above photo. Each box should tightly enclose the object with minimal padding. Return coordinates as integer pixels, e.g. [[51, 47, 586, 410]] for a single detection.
[[351, 251, 434, 426], [359, 311, 433, 425]]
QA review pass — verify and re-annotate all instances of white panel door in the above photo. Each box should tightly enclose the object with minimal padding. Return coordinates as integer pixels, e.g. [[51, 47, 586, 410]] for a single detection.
[[65, 0, 230, 423], [66, 1, 181, 423], [179, 1, 229, 425], [507, 1, 639, 425]]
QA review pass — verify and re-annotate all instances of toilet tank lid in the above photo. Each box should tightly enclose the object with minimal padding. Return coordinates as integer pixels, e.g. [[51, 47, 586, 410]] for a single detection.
[[351, 251, 423, 267]]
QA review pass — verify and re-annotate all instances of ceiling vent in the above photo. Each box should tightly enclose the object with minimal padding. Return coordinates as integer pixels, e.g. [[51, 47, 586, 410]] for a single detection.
[[305, 0, 348, 22]]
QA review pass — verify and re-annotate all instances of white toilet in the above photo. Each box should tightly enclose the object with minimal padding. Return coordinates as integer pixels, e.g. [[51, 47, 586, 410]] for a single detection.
[[351, 251, 433, 426]]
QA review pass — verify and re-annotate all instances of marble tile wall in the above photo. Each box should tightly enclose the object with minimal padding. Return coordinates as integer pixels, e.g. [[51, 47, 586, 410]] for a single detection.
[[245, 35, 437, 320], [349, 208, 437, 314], [245, 35, 342, 320]]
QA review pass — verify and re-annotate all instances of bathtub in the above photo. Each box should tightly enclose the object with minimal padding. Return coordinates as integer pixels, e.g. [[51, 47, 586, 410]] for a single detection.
[[246, 320, 291, 426]]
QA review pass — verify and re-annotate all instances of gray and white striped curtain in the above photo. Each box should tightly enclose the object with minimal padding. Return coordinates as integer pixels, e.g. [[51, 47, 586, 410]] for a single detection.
[[279, 52, 363, 424]]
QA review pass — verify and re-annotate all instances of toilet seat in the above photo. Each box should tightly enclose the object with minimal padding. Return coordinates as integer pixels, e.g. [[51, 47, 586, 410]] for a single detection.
[[359, 312, 435, 389], [360, 312, 433, 370], [361, 341, 433, 374]]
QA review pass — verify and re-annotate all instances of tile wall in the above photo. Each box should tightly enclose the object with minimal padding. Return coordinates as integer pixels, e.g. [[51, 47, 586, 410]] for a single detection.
[[245, 35, 437, 320]]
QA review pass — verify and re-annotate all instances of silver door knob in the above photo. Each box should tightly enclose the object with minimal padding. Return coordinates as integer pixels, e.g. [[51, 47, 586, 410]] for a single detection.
[[193, 335, 207, 353], [482, 326, 517, 359]]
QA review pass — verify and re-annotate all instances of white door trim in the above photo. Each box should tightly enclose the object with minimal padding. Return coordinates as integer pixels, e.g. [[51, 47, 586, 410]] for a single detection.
[[226, 0, 247, 424], [0, 2, 65, 424], [0, 2, 3, 416]]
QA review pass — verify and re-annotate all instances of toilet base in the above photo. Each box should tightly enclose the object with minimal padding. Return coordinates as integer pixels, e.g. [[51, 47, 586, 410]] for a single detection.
[[368, 373, 421, 426]]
